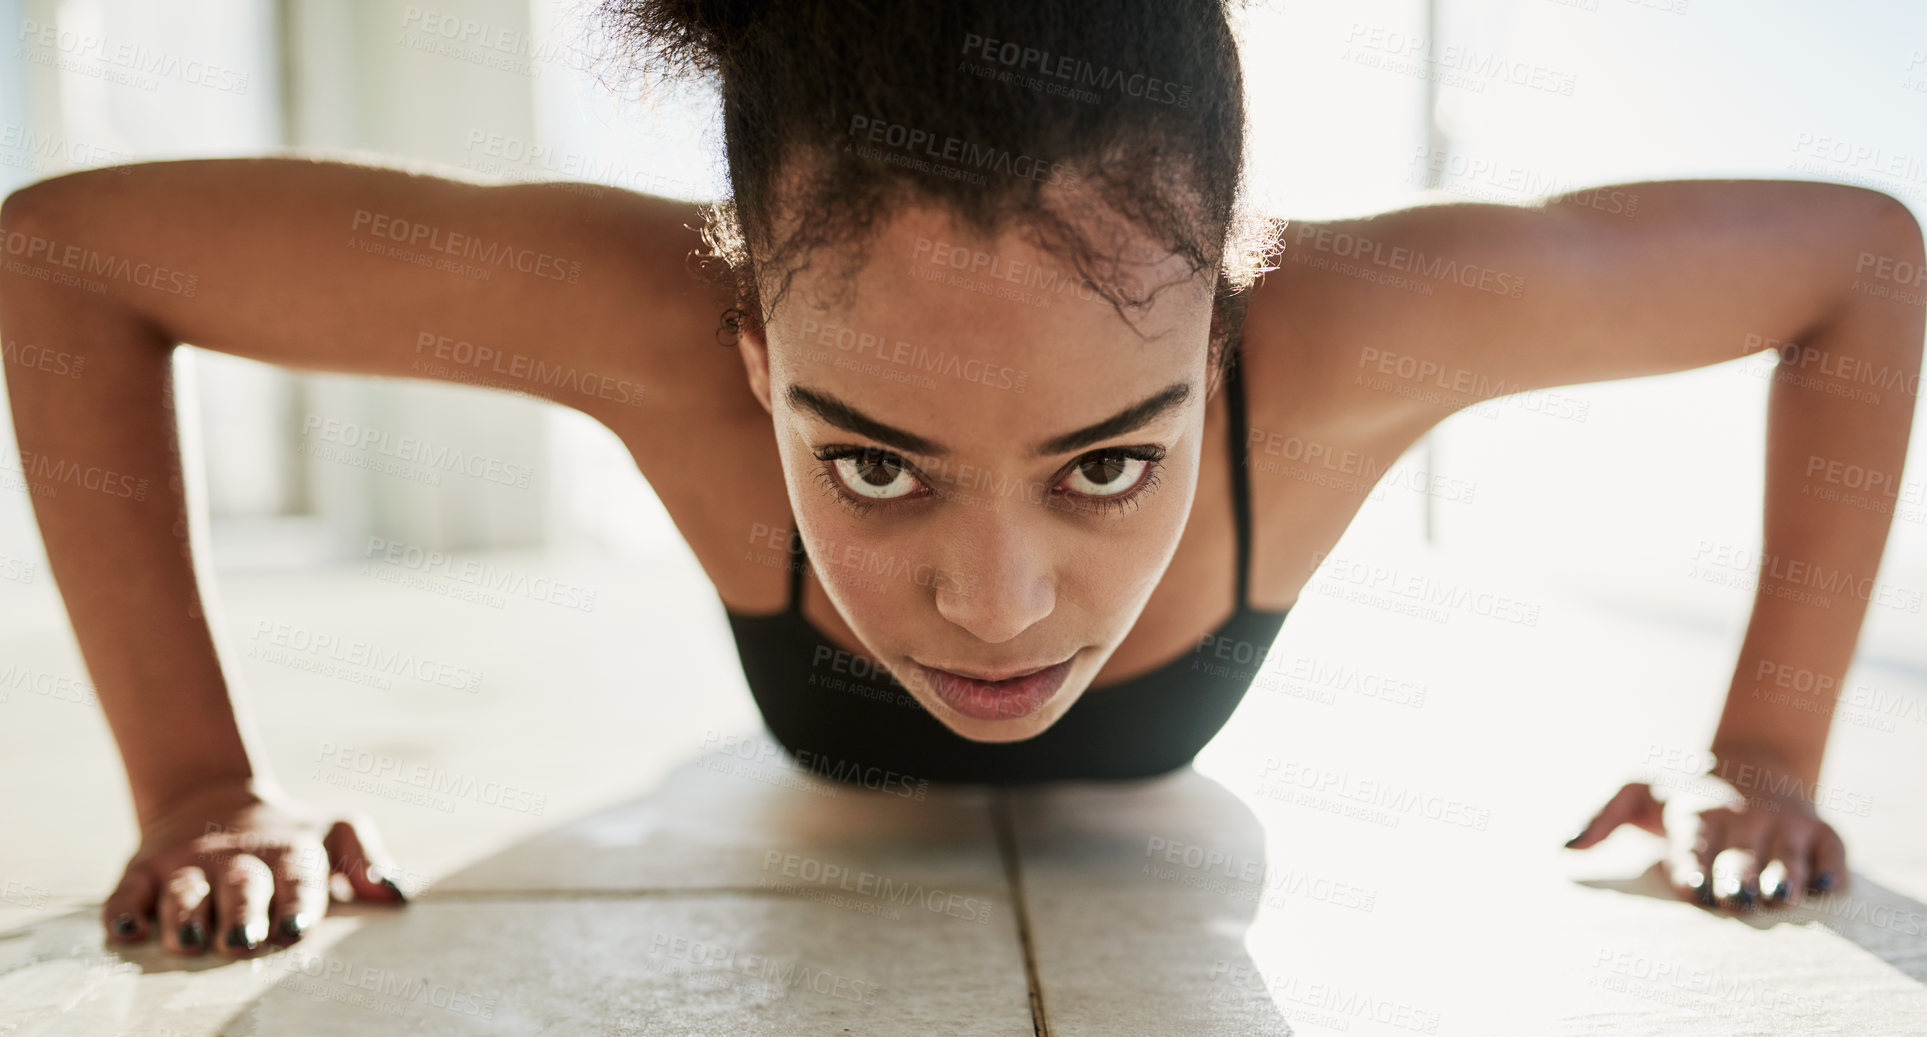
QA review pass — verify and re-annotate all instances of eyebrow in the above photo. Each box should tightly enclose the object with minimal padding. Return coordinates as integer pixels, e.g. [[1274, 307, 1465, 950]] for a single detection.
[[785, 381, 1193, 458]]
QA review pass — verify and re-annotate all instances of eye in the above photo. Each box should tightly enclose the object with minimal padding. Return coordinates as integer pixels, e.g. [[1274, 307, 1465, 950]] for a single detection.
[[824, 448, 925, 501], [1059, 449, 1157, 498]]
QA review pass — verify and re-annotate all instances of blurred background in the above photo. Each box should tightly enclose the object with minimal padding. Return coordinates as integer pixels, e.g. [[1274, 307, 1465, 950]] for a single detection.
[[0, 0, 1923, 783]]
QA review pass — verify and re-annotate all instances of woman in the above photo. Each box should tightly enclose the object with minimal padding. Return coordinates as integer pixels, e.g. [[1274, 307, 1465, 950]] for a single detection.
[[1, 0, 1919, 959]]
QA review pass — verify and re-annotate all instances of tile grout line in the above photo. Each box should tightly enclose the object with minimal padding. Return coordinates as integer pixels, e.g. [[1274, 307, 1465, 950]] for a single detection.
[[991, 791, 1051, 1037], [395, 883, 1009, 902]]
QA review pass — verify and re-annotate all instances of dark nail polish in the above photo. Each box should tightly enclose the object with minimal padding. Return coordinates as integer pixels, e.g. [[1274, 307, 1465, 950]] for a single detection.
[[1697, 880, 1717, 907], [1737, 886, 1756, 909], [111, 913, 140, 938], [177, 920, 206, 950], [225, 924, 258, 953], [1770, 880, 1790, 902], [1563, 835, 1582, 848], [379, 877, 408, 903], [1815, 872, 1835, 892], [275, 913, 309, 942]]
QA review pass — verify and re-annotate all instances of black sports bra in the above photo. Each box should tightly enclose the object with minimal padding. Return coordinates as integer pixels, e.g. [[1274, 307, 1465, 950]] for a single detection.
[[722, 341, 1290, 785]]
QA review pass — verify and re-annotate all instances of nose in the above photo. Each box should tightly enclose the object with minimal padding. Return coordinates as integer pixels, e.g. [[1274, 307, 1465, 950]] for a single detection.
[[934, 523, 1054, 645]]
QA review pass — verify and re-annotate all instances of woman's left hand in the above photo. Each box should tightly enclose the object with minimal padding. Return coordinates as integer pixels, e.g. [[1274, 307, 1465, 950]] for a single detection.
[[1563, 775, 1848, 911]]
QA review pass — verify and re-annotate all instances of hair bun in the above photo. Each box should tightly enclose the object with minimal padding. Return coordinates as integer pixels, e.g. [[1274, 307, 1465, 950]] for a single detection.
[[595, 0, 763, 78]]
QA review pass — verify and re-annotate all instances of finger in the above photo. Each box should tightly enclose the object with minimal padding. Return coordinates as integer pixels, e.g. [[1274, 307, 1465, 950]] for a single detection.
[[158, 866, 212, 955], [1809, 826, 1849, 896], [213, 854, 274, 956], [1665, 814, 1723, 907], [102, 865, 157, 944], [1710, 844, 1762, 911], [1566, 783, 1665, 849], [324, 817, 407, 903], [1764, 833, 1811, 907], [267, 843, 329, 945]]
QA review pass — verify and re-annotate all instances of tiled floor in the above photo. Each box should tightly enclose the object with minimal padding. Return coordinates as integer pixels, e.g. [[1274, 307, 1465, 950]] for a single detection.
[[2, 533, 1926, 1035]]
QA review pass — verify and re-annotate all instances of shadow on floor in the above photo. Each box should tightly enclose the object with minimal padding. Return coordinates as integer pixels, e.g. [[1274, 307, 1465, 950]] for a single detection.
[[32, 741, 1291, 1035], [1581, 864, 1927, 984]]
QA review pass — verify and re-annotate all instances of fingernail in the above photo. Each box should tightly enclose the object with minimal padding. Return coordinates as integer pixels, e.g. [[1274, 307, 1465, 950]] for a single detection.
[[177, 920, 207, 950], [1737, 886, 1756, 909], [225, 920, 266, 953], [1770, 879, 1790, 902], [274, 913, 310, 943], [379, 877, 408, 903], [111, 913, 141, 938], [1563, 835, 1583, 849], [1815, 872, 1835, 892]]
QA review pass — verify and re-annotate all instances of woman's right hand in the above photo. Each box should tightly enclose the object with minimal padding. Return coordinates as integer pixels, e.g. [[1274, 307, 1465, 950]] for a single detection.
[[100, 780, 408, 956]]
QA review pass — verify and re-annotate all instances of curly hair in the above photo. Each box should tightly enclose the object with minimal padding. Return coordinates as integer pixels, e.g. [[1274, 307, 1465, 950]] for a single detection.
[[590, 0, 1282, 384]]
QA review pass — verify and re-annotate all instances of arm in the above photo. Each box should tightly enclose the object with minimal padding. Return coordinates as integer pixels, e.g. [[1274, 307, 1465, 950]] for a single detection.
[[1267, 179, 1924, 904], [0, 158, 710, 951]]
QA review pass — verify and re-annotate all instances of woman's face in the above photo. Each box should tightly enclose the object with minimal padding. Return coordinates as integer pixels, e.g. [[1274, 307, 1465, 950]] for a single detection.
[[737, 205, 1217, 742]]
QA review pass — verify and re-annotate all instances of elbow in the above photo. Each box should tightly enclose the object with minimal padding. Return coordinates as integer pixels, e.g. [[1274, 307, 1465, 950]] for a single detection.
[[1, 179, 48, 232], [0, 176, 69, 250], [1846, 187, 1925, 269]]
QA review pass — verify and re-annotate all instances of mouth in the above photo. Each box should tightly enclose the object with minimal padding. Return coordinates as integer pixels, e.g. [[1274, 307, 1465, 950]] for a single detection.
[[911, 655, 1077, 722]]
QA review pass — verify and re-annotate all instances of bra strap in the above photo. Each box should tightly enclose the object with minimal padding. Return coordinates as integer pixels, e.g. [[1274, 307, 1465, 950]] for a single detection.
[[785, 520, 809, 614], [1224, 338, 1254, 610]]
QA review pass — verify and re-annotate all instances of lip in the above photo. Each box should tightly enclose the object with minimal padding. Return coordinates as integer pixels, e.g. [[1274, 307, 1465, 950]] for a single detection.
[[913, 655, 1076, 722]]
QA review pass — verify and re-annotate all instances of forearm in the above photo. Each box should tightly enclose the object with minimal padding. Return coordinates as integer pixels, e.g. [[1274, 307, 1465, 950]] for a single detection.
[[1712, 208, 1927, 788], [1, 198, 264, 829]]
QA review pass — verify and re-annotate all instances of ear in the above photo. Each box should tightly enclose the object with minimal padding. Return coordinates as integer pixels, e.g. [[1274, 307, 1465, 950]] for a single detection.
[[735, 314, 773, 416]]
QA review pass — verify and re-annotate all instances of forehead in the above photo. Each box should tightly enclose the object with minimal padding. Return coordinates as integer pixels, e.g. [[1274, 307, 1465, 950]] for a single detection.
[[765, 205, 1215, 444]]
